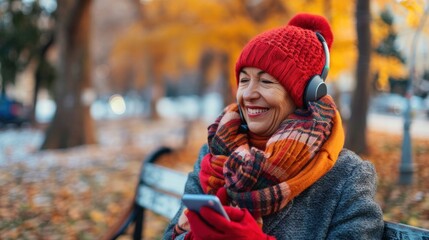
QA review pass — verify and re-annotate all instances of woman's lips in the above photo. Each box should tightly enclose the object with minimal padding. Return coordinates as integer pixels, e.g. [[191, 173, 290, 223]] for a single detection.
[[247, 107, 269, 117]]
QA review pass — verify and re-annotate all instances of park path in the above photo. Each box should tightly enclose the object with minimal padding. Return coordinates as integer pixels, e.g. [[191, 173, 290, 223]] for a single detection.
[[368, 113, 429, 139]]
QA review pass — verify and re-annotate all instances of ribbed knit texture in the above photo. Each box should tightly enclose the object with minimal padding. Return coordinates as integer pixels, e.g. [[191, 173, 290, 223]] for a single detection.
[[235, 13, 333, 108]]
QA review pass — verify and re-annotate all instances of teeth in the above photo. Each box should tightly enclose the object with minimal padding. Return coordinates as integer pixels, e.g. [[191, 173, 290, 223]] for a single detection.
[[247, 108, 268, 114]]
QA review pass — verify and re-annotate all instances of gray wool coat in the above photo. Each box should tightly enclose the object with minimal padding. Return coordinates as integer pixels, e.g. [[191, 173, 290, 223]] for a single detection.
[[163, 144, 384, 240]]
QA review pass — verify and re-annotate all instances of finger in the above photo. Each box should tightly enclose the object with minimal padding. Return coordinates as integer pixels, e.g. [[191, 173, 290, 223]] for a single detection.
[[185, 210, 204, 228], [199, 206, 236, 230], [185, 209, 223, 238], [223, 206, 246, 221]]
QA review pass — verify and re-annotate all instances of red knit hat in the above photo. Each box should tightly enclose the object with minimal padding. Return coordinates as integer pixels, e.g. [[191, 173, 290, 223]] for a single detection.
[[235, 13, 334, 108]]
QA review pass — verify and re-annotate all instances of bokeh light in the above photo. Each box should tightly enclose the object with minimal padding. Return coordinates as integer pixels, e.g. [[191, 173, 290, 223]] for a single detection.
[[109, 94, 126, 115]]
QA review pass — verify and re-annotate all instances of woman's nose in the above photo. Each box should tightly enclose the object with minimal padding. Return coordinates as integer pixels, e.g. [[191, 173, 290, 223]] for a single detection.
[[243, 81, 260, 100]]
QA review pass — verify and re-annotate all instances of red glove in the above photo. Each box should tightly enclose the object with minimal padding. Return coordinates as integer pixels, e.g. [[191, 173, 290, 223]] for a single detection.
[[185, 206, 275, 240]]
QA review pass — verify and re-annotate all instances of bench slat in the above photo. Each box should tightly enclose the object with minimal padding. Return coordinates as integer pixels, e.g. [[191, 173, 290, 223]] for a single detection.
[[136, 185, 183, 220], [383, 221, 429, 239], [141, 163, 188, 196]]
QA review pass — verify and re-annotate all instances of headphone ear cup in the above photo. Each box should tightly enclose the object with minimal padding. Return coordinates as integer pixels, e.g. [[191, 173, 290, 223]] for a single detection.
[[304, 75, 327, 105]]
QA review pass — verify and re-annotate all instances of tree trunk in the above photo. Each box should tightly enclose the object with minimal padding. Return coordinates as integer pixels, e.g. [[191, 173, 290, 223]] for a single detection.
[[146, 54, 163, 120], [31, 69, 42, 125], [219, 52, 234, 107], [345, 0, 371, 154], [31, 34, 55, 125], [196, 50, 215, 116], [41, 0, 96, 149]]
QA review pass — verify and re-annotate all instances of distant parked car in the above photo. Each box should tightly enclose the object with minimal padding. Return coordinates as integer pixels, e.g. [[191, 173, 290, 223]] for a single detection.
[[370, 93, 426, 117], [0, 96, 29, 127]]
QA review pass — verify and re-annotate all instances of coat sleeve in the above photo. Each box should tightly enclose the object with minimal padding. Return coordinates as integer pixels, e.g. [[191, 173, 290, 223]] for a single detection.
[[326, 160, 384, 240], [162, 145, 208, 240]]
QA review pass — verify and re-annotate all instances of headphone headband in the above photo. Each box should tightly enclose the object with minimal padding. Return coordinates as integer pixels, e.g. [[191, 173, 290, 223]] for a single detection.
[[302, 32, 330, 108], [315, 32, 330, 80]]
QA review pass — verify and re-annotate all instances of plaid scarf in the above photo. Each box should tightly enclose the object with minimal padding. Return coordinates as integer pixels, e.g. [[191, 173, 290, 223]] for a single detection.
[[172, 96, 345, 237], [199, 95, 344, 219]]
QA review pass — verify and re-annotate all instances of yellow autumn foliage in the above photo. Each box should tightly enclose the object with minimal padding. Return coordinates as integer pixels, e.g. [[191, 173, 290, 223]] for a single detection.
[[399, 0, 425, 14], [373, 55, 408, 90], [108, 0, 427, 92]]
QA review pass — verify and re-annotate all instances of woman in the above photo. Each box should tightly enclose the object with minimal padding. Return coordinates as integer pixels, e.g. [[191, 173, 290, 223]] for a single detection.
[[164, 13, 384, 239]]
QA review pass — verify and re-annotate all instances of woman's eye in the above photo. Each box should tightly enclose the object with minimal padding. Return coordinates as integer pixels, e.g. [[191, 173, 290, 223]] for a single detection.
[[261, 79, 274, 84], [239, 78, 249, 83]]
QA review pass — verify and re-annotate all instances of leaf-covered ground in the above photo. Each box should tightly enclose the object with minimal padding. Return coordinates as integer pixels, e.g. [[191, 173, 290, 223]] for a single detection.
[[0, 118, 428, 239], [364, 131, 429, 229]]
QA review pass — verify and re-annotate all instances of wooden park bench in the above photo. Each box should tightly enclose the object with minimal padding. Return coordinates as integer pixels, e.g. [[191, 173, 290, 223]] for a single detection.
[[101, 146, 188, 240], [383, 221, 429, 240], [104, 146, 429, 240]]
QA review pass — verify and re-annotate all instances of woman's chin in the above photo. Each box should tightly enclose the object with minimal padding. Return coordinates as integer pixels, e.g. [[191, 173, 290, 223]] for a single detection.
[[248, 125, 266, 136]]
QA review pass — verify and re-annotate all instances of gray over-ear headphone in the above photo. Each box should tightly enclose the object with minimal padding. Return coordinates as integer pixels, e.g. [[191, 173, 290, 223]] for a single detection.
[[303, 32, 330, 107]]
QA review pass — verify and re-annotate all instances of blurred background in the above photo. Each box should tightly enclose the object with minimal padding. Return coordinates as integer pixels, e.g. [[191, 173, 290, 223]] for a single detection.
[[0, 0, 428, 239]]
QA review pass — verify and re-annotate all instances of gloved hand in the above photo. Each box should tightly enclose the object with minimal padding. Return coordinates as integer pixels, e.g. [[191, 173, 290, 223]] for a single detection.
[[185, 206, 275, 240]]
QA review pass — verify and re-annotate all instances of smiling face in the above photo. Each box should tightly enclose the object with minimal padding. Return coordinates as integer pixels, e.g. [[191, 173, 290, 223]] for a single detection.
[[237, 67, 296, 136]]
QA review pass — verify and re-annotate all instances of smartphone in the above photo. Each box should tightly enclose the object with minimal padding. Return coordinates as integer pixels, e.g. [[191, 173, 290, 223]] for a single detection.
[[237, 105, 248, 133], [182, 194, 230, 221]]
